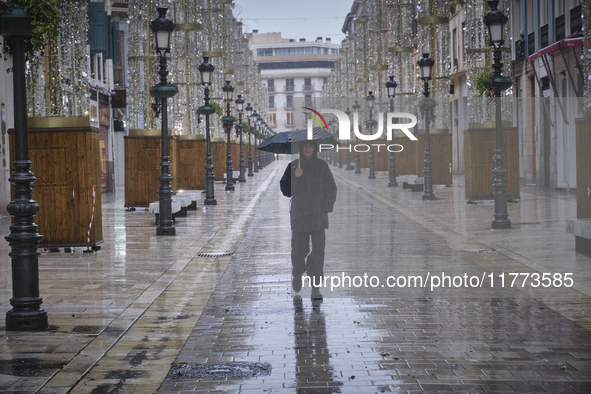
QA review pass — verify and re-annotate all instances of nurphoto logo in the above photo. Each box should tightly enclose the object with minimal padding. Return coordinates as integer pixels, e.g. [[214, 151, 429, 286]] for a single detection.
[[303, 107, 418, 153]]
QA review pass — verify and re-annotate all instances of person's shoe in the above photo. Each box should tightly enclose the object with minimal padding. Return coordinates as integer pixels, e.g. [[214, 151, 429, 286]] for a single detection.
[[292, 274, 302, 293], [311, 287, 323, 301]]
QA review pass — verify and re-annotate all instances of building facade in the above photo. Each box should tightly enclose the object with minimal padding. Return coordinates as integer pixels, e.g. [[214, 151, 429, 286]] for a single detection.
[[248, 32, 339, 132], [511, 0, 586, 189]]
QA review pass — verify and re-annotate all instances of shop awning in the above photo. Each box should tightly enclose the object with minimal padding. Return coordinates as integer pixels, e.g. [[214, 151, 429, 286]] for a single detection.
[[527, 37, 583, 62]]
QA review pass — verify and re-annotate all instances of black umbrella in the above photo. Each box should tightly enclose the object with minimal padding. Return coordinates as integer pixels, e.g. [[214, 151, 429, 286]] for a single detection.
[[256, 127, 339, 154]]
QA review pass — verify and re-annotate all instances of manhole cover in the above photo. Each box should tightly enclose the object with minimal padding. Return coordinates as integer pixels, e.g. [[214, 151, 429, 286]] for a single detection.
[[166, 362, 271, 380], [195, 252, 233, 258], [454, 248, 495, 254]]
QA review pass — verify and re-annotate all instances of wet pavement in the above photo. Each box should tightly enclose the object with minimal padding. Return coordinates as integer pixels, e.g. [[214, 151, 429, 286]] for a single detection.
[[1, 159, 591, 393]]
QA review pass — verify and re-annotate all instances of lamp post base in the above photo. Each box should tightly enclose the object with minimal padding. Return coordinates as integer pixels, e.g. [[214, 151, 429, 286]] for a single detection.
[[422, 193, 436, 200], [156, 226, 176, 235], [6, 309, 48, 331], [388, 181, 398, 187], [204, 198, 217, 206], [491, 219, 511, 229]]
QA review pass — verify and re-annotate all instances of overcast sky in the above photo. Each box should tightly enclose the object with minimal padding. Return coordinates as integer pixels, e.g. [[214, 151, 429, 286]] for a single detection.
[[233, 0, 351, 44]]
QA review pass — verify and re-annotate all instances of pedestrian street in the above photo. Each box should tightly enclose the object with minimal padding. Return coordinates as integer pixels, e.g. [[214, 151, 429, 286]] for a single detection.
[[2, 161, 591, 393]]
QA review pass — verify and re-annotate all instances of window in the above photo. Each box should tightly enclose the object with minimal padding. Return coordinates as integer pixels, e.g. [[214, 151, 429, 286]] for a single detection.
[[461, 22, 466, 63], [268, 96, 275, 109], [541, 24, 549, 48], [286, 95, 293, 108], [556, 14, 566, 40], [269, 113, 276, 127], [286, 112, 294, 126], [570, 4, 582, 34], [304, 78, 312, 91], [286, 79, 295, 92], [267, 79, 274, 92], [257, 48, 273, 56], [275, 47, 305, 56], [304, 95, 312, 107], [331, 49, 339, 55], [305, 47, 319, 54], [452, 28, 457, 68]]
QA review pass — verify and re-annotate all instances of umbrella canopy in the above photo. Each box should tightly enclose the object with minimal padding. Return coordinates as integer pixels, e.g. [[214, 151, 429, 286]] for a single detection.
[[256, 127, 339, 154]]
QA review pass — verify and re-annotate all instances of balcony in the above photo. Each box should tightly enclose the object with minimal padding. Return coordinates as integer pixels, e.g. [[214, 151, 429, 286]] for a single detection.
[[285, 85, 295, 93], [284, 119, 295, 127], [268, 103, 276, 109], [267, 86, 275, 93], [302, 84, 313, 92]]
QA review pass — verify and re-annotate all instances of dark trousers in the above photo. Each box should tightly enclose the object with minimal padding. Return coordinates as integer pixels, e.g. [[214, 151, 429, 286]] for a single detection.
[[291, 229, 325, 288]]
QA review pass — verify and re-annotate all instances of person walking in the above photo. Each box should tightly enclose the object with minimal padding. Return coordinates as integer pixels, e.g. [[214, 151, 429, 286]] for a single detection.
[[280, 140, 337, 300]]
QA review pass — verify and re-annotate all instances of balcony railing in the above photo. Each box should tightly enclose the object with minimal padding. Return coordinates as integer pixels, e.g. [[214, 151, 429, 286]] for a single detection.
[[267, 86, 275, 92], [285, 85, 295, 92], [268, 103, 275, 109], [284, 119, 294, 127], [303, 84, 313, 92]]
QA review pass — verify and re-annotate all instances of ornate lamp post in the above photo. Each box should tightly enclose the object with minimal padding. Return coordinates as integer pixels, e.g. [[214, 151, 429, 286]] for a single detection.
[[345, 108, 353, 170], [366, 91, 376, 180], [149, 7, 177, 236], [352, 101, 361, 174], [246, 103, 254, 176], [2, 7, 48, 330], [235, 95, 246, 182], [337, 117, 343, 168], [222, 80, 235, 191], [386, 76, 398, 187], [198, 56, 217, 205], [252, 112, 260, 173], [418, 53, 436, 200], [258, 119, 265, 170], [484, 0, 511, 229]]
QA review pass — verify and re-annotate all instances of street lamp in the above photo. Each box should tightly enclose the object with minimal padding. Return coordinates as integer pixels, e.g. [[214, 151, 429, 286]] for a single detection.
[[198, 56, 216, 205], [386, 76, 398, 187], [366, 91, 376, 180], [418, 53, 435, 200], [345, 107, 353, 170], [149, 7, 177, 235], [336, 118, 343, 168], [2, 6, 48, 330], [352, 101, 361, 174], [484, 0, 511, 229], [246, 103, 254, 176], [235, 94, 246, 182], [252, 112, 260, 173], [222, 80, 235, 191]]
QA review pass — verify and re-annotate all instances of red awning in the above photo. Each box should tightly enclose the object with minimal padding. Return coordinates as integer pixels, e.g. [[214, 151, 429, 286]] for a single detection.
[[527, 37, 583, 62]]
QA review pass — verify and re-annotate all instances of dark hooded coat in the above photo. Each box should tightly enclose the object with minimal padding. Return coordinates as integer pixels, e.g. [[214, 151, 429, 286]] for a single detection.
[[280, 144, 337, 233]]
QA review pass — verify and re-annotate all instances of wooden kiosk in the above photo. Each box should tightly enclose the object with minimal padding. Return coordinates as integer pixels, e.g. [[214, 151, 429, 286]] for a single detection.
[[9, 117, 103, 248]]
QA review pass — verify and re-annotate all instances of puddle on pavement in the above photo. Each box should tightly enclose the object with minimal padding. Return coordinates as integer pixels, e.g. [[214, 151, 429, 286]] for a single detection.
[[166, 362, 272, 379], [0, 358, 68, 377]]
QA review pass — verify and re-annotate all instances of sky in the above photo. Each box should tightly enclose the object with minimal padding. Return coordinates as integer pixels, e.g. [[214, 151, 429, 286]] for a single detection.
[[233, 0, 351, 44]]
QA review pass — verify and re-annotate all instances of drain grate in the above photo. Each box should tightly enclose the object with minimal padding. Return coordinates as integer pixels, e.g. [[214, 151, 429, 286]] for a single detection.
[[166, 362, 271, 380], [454, 248, 496, 254], [195, 252, 233, 258]]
